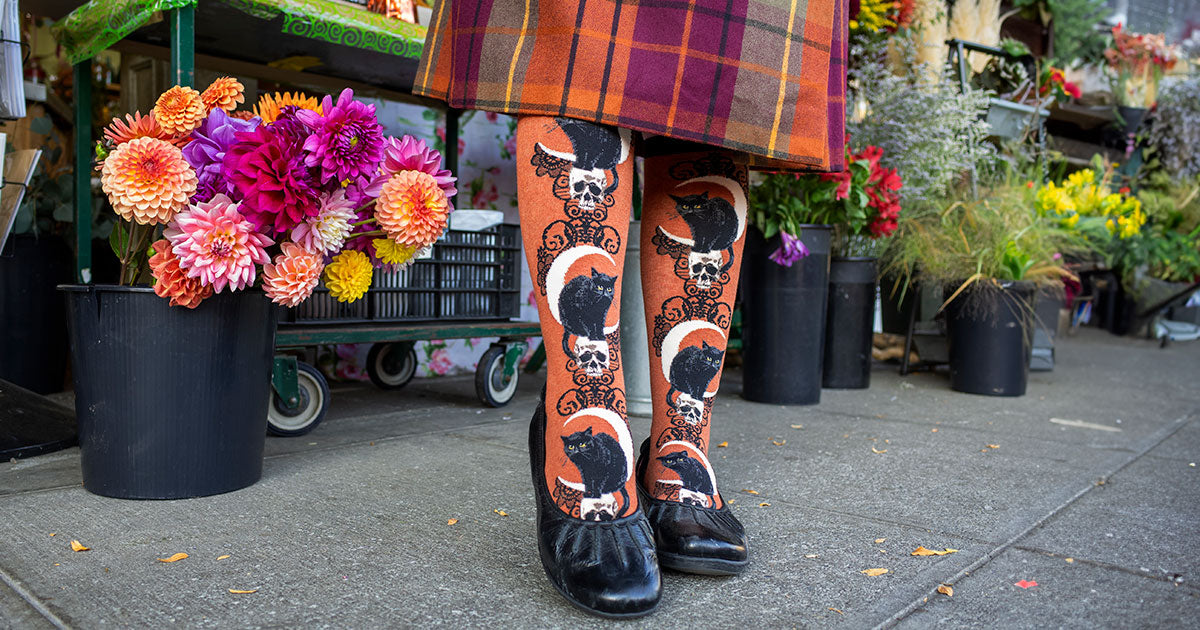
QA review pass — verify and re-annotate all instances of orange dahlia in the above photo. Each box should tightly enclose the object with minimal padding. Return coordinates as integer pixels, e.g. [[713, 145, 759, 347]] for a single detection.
[[253, 91, 322, 124], [200, 76, 245, 113], [229, 110, 256, 121], [263, 242, 324, 307], [374, 170, 450, 249], [152, 86, 206, 136], [149, 239, 213, 308], [100, 137, 198, 225], [103, 111, 188, 147]]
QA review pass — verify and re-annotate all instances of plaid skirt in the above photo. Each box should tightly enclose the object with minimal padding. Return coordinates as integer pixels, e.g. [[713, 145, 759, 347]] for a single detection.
[[413, 0, 846, 172]]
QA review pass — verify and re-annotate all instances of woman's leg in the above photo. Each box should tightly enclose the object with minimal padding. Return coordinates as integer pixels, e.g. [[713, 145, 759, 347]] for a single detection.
[[515, 116, 659, 617], [637, 146, 750, 573]]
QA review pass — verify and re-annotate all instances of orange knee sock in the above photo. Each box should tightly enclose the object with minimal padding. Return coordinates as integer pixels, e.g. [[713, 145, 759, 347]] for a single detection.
[[516, 116, 637, 521], [638, 149, 749, 509]]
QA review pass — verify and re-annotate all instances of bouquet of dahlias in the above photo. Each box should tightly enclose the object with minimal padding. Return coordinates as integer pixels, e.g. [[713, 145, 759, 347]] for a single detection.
[[98, 80, 456, 309], [1104, 24, 1179, 108]]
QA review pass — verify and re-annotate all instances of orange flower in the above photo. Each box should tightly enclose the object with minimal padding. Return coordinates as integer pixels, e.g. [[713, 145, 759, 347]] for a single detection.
[[200, 76, 245, 112], [152, 86, 206, 136], [149, 239, 213, 308], [229, 110, 256, 121], [253, 91, 322, 124], [100, 137, 198, 225], [263, 242, 324, 307], [374, 170, 450, 249], [103, 111, 188, 147]]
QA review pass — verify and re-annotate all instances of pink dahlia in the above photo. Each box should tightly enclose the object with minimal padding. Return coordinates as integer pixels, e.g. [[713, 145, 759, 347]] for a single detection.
[[164, 193, 274, 293], [295, 88, 384, 185], [364, 135, 457, 210], [263, 242, 324, 307], [222, 125, 319, 234], [291, 189, 357, 255]]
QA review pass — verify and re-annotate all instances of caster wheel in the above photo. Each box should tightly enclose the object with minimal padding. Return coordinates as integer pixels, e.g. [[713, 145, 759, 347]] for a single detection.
[[476, 345, 520, 407], [267, 361, 329, 437], [367, 342, 418, 390]]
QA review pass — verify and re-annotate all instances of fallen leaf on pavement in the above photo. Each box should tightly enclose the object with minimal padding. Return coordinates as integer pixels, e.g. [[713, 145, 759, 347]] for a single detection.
[[937, 584, 954, 597], [758, 502, 771, 507], [912, 546, 959, 556], [1014, 579, 1037, 589], [493, 509, 508, 517], [875, 538, 887, 544], [447, 519, 459, 525], [157, 553, 188, 563], [772, 439, 786, 446], [931, 428, 938, 433], [228, 589, 258, 594], [49, 533, 56, 537], [717, 441, 728, 448], [828, 608, 844, 614], [70, 540, 89, 552], [791, 424, 803, 429], [861, 568, 889, 576], [872, 447, 888, 454], [986, 444, 1000, 449], [1065, 558, 1074, 563], [805, 554, 819, 558], [743, 489, 760, 495], [217, 555, 231, 561]]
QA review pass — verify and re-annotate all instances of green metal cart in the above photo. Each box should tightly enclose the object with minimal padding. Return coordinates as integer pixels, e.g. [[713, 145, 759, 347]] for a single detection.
[[54, 0, 543, 436]]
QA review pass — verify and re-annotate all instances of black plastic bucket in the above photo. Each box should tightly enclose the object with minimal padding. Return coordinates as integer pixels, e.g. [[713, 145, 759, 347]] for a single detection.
[[1, 235, 73, 394], [61, 285, 277, 499], [740, 225, 831, 405], [944, 282, 1035, 397], [823, 258, 877, 389], [879, 274, 915, 335]]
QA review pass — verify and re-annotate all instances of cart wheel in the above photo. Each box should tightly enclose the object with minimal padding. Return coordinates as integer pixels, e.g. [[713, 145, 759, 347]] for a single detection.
[[268, 361, 329, 437], [476, 345, 520, 407], [367, 342, 418, 390]]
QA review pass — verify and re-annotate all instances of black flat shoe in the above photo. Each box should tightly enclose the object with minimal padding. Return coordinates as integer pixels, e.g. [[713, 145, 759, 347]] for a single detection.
[[529, 397, 661, 618], [636, 439, 749, 576]]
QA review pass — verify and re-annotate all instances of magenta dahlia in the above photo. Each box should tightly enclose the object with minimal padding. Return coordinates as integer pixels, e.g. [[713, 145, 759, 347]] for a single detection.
[[295, 88, 384, 185], [222, 125, 319, 234], [164, 194, 274, 293]]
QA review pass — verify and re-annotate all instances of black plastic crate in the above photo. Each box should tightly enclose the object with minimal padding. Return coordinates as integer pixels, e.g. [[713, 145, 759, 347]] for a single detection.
[[281, 224, 522, 325]]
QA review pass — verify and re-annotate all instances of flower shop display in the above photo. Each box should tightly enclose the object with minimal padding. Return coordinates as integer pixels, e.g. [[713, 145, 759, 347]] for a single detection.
[[63, 78, 457, 499], [1104, 24, 1179, 131]]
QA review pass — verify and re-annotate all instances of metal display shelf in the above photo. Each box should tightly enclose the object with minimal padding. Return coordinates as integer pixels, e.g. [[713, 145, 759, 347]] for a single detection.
[[53, 0, 538, 434]]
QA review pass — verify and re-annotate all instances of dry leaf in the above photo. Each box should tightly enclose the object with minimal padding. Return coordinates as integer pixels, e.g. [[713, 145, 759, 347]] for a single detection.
[[1014, 579, 1037, 589], [157, 553, 188, 563], [217, 555, 231, 561], [1065, 558, 1074, 563], [931, 428, 938, 433], [743, 489, 760, 495], [758, 502, 771, 507], [861, 568, 889, 576], [879, 549, 888, 554], [70, 540, 89, 552], [493, 509, 508, 517], [937, 584, 954, 597], [717, 441, 728, 448], [986, 444, 1000, 449], [791, 424, 803, 429], [872, 447, 888, 454], [805, 554, 819, 558], [911, 546, 959, 556], [228, 589, 258, 594], [447, 518, 459, 525], [49, 533, 56, 537], [828, 607, 844, 615], [843, 434, 850, 438], [772, 439, 786, 446], [53, 563, 60, 566], [875, 538, 887, 544]]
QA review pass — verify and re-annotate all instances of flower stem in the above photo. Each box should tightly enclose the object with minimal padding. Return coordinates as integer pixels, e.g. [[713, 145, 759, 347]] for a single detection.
[[354, 199, 376, 213], [349, 230, 386, 240], [350, 217, 377, 227]]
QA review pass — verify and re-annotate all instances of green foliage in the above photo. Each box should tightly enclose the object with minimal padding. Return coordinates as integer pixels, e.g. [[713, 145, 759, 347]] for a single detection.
[[748, 158, 872, 239], [1047, 0, 1111, 66]]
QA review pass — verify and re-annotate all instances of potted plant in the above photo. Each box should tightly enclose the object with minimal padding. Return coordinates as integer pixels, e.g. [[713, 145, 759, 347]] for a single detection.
[[66, 80, 455, 499], [1104, 24, 1179, 132], [819, 143, 903, 389], [891, 178, 1076, 396]]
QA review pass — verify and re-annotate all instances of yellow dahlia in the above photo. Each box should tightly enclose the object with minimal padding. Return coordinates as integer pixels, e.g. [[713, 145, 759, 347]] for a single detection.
[[263, 242, 324, 307], [149, 239, 213, 309], [373, 238, 418, 266], [100, 137, 198, 225], [324, 249, 373, 303], [152, 86, 207, 136], [374, 170, 450, 249], [201, 76, 245, 113], [254, 91, 323, 124]]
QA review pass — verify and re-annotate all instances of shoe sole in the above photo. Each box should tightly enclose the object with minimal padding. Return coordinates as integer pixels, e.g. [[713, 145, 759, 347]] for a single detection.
[[658, 550, 748, 576], [546, 576, 662, 619]]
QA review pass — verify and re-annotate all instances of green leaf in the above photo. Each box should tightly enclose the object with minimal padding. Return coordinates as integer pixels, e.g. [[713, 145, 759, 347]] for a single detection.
[[109, 222, 129, 259]]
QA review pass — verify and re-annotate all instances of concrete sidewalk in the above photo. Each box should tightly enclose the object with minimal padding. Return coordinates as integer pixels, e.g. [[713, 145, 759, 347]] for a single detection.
[[2, 328, 1197, 628]]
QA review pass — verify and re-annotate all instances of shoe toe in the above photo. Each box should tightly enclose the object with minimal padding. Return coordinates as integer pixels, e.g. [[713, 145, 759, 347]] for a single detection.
[[539, 512, 662, 618]]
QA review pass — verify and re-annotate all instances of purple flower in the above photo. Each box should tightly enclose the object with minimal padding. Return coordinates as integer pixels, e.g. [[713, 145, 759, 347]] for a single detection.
[[363, 135, 457, 211], [768, 231, 810, 267], [296, 88, 385, 184], [183, 109, 260, 202]]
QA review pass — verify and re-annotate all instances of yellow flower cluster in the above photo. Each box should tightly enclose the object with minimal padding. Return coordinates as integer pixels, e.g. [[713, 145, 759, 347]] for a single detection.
[[851, 0, 897, 32], [324, 250, 374, 303], [1034, 169, 1145, 239], [373, 239, 418, 267]]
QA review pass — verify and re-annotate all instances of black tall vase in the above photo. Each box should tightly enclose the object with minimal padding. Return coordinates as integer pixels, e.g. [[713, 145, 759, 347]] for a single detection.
[[944, 282, 1035, 397], [61, 285, 277, 499], [823, 257, 877, 389], [740, 225, 832, 405], [0, 235, 73, 393]]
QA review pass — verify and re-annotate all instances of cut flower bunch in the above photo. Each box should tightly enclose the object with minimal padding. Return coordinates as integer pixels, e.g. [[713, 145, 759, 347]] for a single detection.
[[98, 80, 456, 309]]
